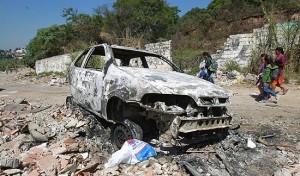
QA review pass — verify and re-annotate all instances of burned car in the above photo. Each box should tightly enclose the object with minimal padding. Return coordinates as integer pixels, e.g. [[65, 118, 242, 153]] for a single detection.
[[67, 44, 232, 149]]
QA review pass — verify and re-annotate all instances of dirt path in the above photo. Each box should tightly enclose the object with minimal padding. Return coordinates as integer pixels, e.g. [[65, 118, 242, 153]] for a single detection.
[[225, 84, 300, 143], [0, 69, 70, 105]]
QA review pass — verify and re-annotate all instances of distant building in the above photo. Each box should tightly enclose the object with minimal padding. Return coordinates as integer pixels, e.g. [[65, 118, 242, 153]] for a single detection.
[[14, 48, 26, 59]]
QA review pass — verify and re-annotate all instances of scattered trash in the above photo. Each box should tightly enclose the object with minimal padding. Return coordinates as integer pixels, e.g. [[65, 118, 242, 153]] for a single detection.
[[105, 139, 157, 169], [247, 138, 256, 149]]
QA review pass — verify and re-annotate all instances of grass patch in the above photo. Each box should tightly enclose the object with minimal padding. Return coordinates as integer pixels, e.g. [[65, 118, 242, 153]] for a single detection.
[[224, 60, 243, 72], [39, 71, 66, 77]]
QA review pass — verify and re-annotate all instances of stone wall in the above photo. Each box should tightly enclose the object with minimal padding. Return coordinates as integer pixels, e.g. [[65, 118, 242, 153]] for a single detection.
[[35, 54, 72, 74], [212, 22, 300, 69], [35, 41, 172, 74], [145, 40, 172, 61]]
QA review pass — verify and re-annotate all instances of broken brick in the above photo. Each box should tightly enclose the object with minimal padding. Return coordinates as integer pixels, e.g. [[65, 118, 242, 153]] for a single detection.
[[27, 169, 40, 176], [36, 155, 58, 176]]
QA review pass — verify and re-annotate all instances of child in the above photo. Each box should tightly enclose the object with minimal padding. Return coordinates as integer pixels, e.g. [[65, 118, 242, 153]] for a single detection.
[[257, 54, 267, 98], [198, 62, 207, 80], [260, 55, 280, 103]]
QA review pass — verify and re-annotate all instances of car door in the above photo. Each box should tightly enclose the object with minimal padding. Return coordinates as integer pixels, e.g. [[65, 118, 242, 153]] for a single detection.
[[79, 45, 107, 114], [69, 49, 91, 107]]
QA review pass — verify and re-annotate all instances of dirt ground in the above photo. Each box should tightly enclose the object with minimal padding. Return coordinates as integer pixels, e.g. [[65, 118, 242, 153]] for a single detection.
[[1, 68, 300, 175], [225, 83, 300, 143]]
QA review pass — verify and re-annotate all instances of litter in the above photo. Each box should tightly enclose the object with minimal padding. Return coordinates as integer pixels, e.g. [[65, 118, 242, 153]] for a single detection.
[[247, 138, 256, 149], [105, 139, 157, 169]]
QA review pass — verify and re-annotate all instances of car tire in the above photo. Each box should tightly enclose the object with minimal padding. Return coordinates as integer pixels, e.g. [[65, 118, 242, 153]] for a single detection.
[[110, 120, 143, 150], [111, 123, 133, 150], [66, 96, 75, 111]]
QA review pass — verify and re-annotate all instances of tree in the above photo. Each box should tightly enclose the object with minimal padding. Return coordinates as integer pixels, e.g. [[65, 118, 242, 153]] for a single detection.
[[24, 24, 69, 67], [102, 0, 179, 46], [62, 8, 104, 51]]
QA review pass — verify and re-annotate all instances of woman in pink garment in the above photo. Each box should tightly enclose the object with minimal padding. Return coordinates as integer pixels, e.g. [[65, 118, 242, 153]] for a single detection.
[[271, 47, 288, 95]]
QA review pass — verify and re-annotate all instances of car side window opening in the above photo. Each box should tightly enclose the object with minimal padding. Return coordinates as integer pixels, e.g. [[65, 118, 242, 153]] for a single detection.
[[84, 47, 106, 71], [114, 55, 172, 71], [74, 50, 88, 67]]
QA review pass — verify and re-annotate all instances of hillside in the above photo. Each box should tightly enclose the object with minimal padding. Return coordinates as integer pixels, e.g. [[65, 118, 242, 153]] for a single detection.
[[173, 0, 300, 52]]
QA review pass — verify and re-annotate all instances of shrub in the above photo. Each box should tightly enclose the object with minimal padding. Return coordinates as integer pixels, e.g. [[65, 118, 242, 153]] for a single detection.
[[0, 58, 24, 71], [224, 60, 242, 72]]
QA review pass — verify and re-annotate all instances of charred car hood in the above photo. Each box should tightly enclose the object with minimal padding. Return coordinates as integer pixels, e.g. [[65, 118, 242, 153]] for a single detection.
[[117, 67, 229, 98]]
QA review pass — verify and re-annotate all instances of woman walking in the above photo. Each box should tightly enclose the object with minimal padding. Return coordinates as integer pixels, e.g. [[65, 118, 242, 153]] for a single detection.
[[272, 47, 288, 95]]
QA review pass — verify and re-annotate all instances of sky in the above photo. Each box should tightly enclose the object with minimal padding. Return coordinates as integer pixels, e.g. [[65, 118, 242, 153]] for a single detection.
[[0, 0, 212, 50]]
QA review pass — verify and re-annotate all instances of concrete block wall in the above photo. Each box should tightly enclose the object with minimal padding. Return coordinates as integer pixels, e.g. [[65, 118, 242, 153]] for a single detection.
[[212, 33, 254, 69], [35, 41, 172, 74], [145, 40, 172, 61], [212, 22, 300, 69], [35, 54, 72, 75]]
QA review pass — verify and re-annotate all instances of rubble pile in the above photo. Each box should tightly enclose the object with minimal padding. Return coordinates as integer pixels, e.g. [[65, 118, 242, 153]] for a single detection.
[[1, 95, 300, 176], [4, 69, 66, 87], [0, 98, 190, 175], [179, 129, 300, 176], [216, 70, 257, 86]]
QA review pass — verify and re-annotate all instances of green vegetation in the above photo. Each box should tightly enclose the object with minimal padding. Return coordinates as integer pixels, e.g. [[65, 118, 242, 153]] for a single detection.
[[0, 59, 23, 71], [38, 71, 66, 77], [19, 0, 299, 83], [172, 49, 203, 75], [224, 60, 243, 73]]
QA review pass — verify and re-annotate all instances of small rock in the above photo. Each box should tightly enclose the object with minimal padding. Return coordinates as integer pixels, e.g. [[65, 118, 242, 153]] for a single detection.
[[75, 162, 99, 175], [0, 158, 20, 168], [162, 163, 169, 169], [171, 164, 179, 171], [65, 119, 79, 129], [50, 147, 67, 155], [152, 162, 162, 170], [123, 165, 134, 174], [274, 168, 292, 176], [149, 157, 158, 166], [3, 169, 22, 175], [27, 169, 40, 176], [37, 155, 59, 175], [173, 172, 183, 176], [154, 169, 163, 175], [137, 160, 149, 168], [30, 130, 48, 142], [76, 121, 85, 128], [103, 166, 119, 175], [158, 157, 168, 165]]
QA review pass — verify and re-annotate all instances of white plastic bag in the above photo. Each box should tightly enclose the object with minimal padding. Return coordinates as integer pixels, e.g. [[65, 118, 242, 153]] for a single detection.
[[104, 139, 157, 168]]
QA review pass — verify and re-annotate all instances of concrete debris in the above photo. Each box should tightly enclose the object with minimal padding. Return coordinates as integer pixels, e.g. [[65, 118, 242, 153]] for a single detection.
[[49, 78, 64, 86], [0, 158, 20, 169], [0, 98, 191, 175], [217, 70, 259, 86], [273, 168, 292, 176]]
